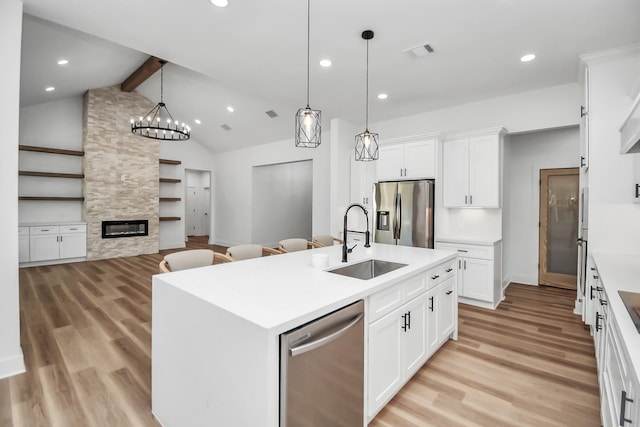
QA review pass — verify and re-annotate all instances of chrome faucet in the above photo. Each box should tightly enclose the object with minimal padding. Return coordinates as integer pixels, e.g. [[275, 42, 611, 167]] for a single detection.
[[342, 203, 371, 262]]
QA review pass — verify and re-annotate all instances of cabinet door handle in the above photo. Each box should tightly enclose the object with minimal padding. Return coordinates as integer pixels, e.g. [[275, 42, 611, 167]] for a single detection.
[[400, 168, 403, 177], [401, 313, 407, 332], [60, 236, 63, 242], [635, 183, 639, 199], [404, 168, 407, 176], [599, 298, 607, 306], [580, 156, 586, 167], [446, 290, 453, 295], [469, 195, 473, 205], [429, 296, 434, 312], [407, 311, 411, 330], [458, 259, 461, 269], [590, 267, 596, 271], [595, 312, 602, 332], [580, 105, 588, 118], [590, 286, 595, 300], [593, 275, 599, 280], [620, 390, 634, 426], [465, 195, 468, 205], [463, 260, 467, 269]]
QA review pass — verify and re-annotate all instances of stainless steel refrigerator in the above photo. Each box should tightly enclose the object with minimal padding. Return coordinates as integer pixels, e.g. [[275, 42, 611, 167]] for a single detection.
[[373, 180, 434, 248]]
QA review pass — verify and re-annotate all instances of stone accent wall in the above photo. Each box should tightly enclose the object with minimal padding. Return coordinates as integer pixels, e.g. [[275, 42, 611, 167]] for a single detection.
[[83, 86, 159, 260]]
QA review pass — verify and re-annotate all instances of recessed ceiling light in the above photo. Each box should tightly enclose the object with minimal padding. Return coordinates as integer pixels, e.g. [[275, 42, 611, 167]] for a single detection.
[[226, 106, 234, 112], [319, 59, 332, 67], [194, 119, 202, 124], [45, 86, 55, 92], [57, 59, 69, 65], [520, 53, 536, 62], [377, 93, 388, 100], [210, 0, 228, 7]]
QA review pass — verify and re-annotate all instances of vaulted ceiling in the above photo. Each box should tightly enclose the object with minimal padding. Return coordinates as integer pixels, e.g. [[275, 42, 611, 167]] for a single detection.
[[19, 0, 640, 152]]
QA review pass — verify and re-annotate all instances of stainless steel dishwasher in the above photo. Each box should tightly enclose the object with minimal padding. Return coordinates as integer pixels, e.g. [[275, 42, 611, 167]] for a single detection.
[[280, 300, 364, 426]]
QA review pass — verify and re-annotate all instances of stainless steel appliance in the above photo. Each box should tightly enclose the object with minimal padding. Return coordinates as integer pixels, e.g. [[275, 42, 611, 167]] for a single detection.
[[577, 187, 589, 304], [280, 300, 364, 426], [373, 179, 434, 248], [619, 291, 640, 333]]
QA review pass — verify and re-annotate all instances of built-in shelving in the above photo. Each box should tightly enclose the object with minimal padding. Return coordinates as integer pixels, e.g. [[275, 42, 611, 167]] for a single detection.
[[19, 196, 85, 201], [160, 178, 182, 183], [19, 171, 84, 179], [159, 216, 181, 222], [159, 159, 182, 165], [19, 145, 84, 156], [18, 145, 85, 202]]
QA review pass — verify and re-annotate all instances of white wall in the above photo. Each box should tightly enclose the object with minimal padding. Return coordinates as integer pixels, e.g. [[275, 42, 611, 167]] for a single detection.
[[503, 127, 580, 286], [213, 136, 330, 247], [373, 83, 581, 139], [0, 0, 25, 379], [584, 48, 640, 255], [330, 118, 361, 238], [19, 96, 84, 223]]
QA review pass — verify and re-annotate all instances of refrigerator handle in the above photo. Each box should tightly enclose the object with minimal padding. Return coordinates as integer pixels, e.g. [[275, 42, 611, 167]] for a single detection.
[[396, 193, 402, 240], [392, 193, 398, 239]]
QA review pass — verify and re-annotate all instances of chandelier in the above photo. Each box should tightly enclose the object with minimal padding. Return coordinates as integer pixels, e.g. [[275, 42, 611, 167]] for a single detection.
[[294, 0, 321, 148], [354, 30, 379, 161], [131, 61, 190, 141]]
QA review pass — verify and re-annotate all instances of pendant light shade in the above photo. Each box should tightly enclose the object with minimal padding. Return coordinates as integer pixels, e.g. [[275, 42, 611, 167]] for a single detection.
[[131, 61, 190, 141], [355, 30, 378, 161], [295, 0, 321, 148]]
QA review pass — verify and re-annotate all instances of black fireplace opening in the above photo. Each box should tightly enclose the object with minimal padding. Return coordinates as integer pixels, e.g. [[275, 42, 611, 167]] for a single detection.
[[102, 220, 149, 238]]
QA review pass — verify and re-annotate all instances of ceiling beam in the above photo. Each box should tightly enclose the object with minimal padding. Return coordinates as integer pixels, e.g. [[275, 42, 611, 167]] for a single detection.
[[121, 56, 166, 92]]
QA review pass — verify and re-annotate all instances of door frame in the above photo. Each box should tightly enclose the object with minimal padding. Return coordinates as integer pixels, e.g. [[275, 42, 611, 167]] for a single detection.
[[538, 167, 579, 289]]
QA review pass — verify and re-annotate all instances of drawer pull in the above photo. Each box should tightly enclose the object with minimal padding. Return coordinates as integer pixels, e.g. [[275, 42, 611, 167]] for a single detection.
[[599, 298, 607, 306], [431, 275, 440, 280], [593, 275, 599, 279], [69, 228, 77, 230], [457, 249, 468, 253], [620, 390, 634, 426], [445, 268, 453, 273], [595, 313, 603, 332], [40, 229, 50, 232], [446, 290, 453, 295]]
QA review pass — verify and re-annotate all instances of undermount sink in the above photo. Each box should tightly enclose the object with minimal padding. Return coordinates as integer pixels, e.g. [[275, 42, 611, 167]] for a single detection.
[[327, 259, 408, 280]]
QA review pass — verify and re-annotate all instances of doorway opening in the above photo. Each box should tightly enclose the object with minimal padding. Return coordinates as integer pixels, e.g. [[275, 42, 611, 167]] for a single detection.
[[185, 169, 211, 239], [538, 168, 579, 289]]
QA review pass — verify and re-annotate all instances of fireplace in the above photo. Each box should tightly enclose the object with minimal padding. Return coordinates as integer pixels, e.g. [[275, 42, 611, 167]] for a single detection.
[[102, 220, 149, 238]]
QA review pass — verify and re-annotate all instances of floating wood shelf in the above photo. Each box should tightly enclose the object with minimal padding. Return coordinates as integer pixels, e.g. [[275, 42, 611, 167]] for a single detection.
[[19, 145, 84, 157], [159, 159, 181, 165], [159, 178, 182, 183], [159, 216, 181, 221], [19, 196, 85, 201], [159, 197, 181, 202], [19, 171, 84, 179]]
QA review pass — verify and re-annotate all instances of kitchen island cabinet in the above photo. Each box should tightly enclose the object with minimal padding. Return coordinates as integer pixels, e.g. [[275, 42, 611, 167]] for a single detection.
[[152, 243, 457, 427]]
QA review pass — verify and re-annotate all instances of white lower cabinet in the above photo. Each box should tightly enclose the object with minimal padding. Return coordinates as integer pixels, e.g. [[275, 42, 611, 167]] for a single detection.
[[28, 224, 87, 263], [367, 259, 457, 420], [436, 239, 502, 309], [19, 227, 30, 263]]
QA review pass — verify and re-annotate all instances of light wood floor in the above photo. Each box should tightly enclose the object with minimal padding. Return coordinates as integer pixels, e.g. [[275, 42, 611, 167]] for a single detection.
[[1, 240, 599, 427]]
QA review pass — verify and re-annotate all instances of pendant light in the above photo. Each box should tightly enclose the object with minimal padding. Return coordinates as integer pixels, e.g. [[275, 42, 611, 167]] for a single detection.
[[131, 61, 190, 141], [295, 0, 321, 148], [354, 30, 379, 161]]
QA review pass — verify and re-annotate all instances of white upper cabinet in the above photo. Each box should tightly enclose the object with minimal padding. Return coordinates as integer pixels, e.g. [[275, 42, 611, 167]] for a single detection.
[[350, 154, 377, 208], [377, 138, 437, 181], [443, 128, 505, 208]]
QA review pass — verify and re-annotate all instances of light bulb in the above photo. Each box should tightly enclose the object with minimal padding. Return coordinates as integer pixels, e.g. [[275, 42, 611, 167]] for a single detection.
[[303, 111, 313, 131], [363, 133, 371, 147]]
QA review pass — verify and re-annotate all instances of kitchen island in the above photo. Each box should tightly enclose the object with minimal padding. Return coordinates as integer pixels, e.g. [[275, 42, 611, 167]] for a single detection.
[[152, 243, 457, 427]]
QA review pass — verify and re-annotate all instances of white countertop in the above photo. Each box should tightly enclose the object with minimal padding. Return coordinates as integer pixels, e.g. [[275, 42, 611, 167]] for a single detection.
[[436, 237, 502, 245], [592, 252, 640, 380], [153, 243, 456, 334]]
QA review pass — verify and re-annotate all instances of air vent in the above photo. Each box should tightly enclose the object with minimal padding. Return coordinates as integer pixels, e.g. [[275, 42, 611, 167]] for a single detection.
[[405, 43, 435, 58], [221, 124, 232, 131], [265, 110, 279, 118]]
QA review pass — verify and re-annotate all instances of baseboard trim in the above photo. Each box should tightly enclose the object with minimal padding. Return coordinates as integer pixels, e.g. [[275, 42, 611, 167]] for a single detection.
[[0, 348, 25, 380], [159, 241, 187, 251]]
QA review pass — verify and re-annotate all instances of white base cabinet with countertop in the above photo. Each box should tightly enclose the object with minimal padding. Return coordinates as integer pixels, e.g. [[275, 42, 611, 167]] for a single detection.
[[21, 223, 87, 266], [152, 243, 458, 427], [436, 239, 502, 309], [587, 254, 640, 427]]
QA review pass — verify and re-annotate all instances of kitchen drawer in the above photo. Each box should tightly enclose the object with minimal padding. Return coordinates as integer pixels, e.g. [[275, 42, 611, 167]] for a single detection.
[[30, 226, 60, 236], [18, 226, 29, 237], [436, 242, 493, 260], [60, 224, 86, 234], [369, 283, 403, 323], [402, 273, 426, 301]]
